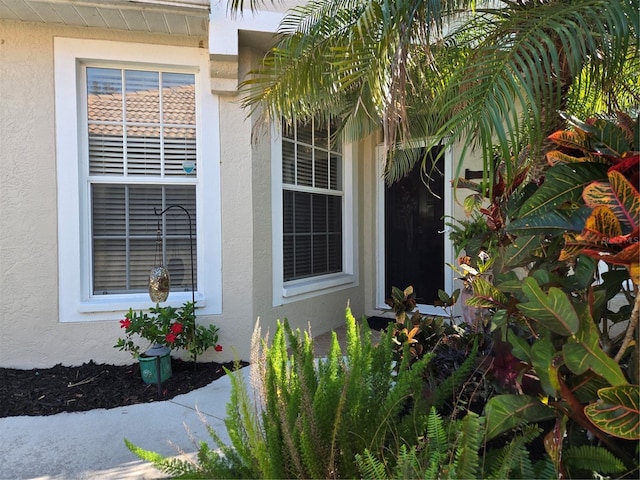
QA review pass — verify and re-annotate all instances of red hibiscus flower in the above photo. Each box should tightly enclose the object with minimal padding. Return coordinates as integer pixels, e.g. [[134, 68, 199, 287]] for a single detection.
[[120, 318, 131, 329], [215, 344, 223, 352], [170, 322, 183, 334], [166, 333, 177, 344]]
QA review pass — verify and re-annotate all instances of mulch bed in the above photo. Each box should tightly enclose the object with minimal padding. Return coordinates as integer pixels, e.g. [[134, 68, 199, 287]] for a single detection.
[[0, 358, 248, 418]]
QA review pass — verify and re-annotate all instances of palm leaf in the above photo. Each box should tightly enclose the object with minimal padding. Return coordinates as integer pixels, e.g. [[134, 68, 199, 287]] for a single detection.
[[237, 0, 639, 184]]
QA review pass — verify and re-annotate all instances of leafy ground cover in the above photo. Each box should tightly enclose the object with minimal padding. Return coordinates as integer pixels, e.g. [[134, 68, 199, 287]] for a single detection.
[[0, 359, 247, 418]]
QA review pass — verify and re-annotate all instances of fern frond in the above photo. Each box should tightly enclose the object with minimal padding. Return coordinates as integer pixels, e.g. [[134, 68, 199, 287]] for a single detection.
[[426, 406, 448, 458], [395, 443, 423, 480], [449, 411, 483, 479], [487, 424, 541, 480], [124, 438, 204, 478], [355, 448, 391, 479], [564, 445, 626, 475], [533, 457, 556, 480]]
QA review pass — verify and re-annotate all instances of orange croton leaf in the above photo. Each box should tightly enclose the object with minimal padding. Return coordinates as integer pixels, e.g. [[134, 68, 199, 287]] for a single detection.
[[583, 171, 640, 232], [584, 205, 622, 239], [546, 150, 591, 166], [547, 129, 588, 151], [559, 232, 606, 261]]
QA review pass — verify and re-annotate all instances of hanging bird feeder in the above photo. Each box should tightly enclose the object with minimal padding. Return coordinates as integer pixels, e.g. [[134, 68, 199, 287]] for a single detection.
[[149, 217, 171, 303]]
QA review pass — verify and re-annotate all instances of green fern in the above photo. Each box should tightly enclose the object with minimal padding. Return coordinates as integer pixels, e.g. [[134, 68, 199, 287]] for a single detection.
[[420, 407, 447, 478], [355, 448, 390, 479], [448, 411, 483, 479], [564, 445, 626, 476], [124, 438, 204, 478], [395, 444, 423, 479], [125, 306, 437, 479], [487, 424, 541, 480]]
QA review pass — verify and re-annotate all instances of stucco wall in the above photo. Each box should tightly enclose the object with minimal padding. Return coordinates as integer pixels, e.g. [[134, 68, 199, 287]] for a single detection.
[[0, 18, 366, 369], [0, 11, 478, 370], [0, 20, 212, 368]]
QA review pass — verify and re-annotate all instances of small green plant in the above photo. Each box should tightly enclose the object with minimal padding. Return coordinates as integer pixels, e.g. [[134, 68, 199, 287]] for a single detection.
[[385, 285, 419, 327], [114, 301, 222, 362]]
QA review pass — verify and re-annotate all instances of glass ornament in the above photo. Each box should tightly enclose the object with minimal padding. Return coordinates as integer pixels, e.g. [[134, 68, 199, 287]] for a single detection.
[[149, 265, 170, 302]]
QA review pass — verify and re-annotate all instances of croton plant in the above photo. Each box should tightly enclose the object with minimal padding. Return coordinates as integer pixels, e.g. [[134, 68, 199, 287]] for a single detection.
[[451, 112, 638, 477]]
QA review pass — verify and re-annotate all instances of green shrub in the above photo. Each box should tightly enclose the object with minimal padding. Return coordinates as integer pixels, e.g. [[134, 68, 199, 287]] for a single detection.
[[126, 306, 433, 478]]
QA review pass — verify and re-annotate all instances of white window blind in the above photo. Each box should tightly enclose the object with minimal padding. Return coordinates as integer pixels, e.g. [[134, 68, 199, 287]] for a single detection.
[[86, 67, 197, 295], [282, 119, 343, 281]]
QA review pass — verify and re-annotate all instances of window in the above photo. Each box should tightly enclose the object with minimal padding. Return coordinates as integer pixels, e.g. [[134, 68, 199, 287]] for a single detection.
[[272, 119, 358, 304], [55, 39, 221, 321], [282, 119, 343, 281], [88, 68, 198, 295]]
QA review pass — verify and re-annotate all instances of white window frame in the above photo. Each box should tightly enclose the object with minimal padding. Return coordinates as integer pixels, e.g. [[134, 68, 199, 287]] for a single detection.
[[271, 123, 359, 305], [55, 38, 222, 322]]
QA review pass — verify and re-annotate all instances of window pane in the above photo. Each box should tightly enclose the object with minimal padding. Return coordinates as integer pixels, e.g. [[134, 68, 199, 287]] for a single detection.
[[294, 191, 311, 233], [87, 67, 122, 111], [294, 236, 312, 278], [92, 238, 126, 294], [89, 127, 124, 175], [315, 148, 329, 189], [328, 233, 342, 272], [125, 70, 160, 124], [328, 195, 342, 232], [296, 143, 313, 186], [130, 238, 158, 291], [283, 190, 294, 234], [126, 129, 162, 176], [313, 235, 328, 273], [283, 235, 294, 280], [164, 127, 197, 176], [92, 184, 125, 236], [162, 73, 195, 125], [314, 121, 328, 150], [330, 153, 341, 190], [282, 140, 295, 184], [297, 121, 313, 145], [312, 195, 327, 233], [91, 184, 197, 294], [128, 185, 162, 236]]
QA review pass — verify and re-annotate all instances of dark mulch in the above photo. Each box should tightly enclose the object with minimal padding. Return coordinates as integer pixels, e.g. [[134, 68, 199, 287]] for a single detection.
[[0, 358, 248, 418]]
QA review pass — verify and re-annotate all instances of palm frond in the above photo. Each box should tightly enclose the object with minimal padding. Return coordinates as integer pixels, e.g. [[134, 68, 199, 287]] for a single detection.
[[239, 0, 639, 188]]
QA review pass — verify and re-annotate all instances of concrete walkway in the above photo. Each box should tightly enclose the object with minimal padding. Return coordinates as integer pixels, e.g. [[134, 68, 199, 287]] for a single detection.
[[0, 365, 238, 479], [0, 325, 380, 479]]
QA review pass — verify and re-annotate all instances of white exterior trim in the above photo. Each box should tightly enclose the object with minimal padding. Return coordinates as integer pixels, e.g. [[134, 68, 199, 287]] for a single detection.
[[375, 143, 455, 315], [208, 3, 285, 57], [54, 37, 222, 322]]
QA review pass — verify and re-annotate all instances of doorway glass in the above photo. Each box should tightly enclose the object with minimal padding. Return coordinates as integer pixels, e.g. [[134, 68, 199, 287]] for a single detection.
[[384, 147, 445, 306]]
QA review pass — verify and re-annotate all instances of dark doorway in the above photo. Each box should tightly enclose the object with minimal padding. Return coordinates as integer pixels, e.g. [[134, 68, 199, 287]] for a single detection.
[[385, 147, 445, 306]]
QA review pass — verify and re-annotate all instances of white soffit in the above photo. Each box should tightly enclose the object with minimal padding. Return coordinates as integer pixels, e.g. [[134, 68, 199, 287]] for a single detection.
[[0, 0, 209, 36]]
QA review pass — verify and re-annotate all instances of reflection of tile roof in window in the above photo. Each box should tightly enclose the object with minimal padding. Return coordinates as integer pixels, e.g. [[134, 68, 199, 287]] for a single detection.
[[88, 85, 195, 138]]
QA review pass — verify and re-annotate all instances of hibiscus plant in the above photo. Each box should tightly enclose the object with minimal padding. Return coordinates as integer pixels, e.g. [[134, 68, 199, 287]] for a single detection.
[[115, 301, 222, 363]]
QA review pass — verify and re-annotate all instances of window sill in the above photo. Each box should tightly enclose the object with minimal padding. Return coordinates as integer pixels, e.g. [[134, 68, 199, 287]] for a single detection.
[[74, 292, 205, 316], [282, 272, 357, 299]]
